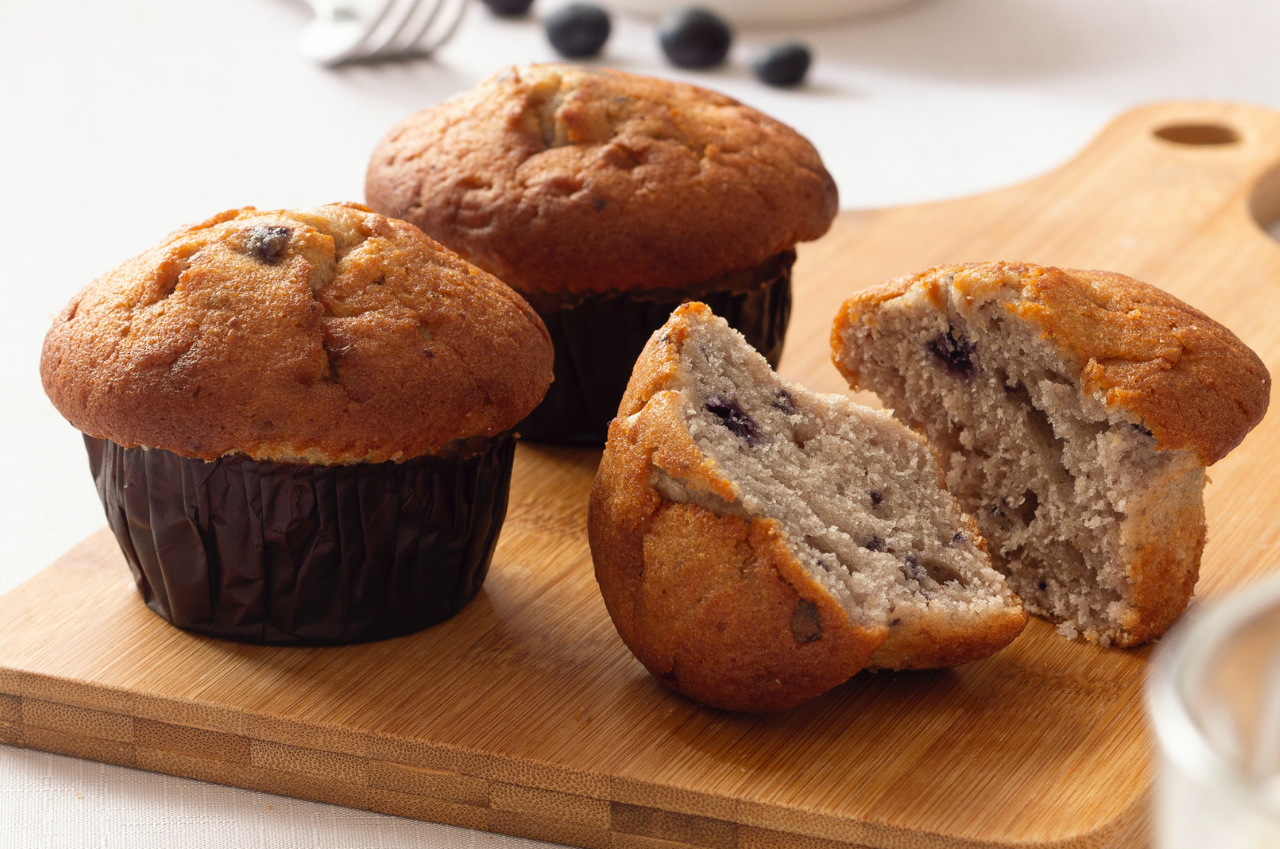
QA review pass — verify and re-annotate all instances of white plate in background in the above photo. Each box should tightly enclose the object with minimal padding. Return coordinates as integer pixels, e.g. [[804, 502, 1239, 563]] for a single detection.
[[601, 0, 918, 26]]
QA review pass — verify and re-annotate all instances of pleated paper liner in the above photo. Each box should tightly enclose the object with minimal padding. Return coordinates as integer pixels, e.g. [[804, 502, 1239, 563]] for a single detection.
[[84, 432, 517, 645], [516, 250, 794, 447]]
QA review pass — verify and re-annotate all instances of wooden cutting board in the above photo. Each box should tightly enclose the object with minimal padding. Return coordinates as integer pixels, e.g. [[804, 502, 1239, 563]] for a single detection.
[[4, 101, 1280, 849]]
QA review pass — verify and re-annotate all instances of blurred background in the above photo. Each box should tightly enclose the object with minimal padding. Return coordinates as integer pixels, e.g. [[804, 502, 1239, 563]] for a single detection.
[[2, 0, 1280, 845]]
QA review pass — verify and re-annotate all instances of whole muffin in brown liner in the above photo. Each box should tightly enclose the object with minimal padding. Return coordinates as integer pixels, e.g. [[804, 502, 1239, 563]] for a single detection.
[[42, 203, 553, 644], [365, 64, 837, 445]]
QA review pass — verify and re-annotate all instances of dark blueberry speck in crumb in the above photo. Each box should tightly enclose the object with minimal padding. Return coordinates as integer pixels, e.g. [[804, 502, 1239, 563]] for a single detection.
[[862, 536, 885, 552], [902, 554, 929, 585], [1131, 422, 1154, 438], [790, 598, 822, 644], [927, 326, 976, 377], [771, 388, 795, 414], [869, 490, 883, 506], [247, 226, 292, 264], [951, 532, 966, 545], [705, 395, 762, 445], [1037, 580, 1048, 591]]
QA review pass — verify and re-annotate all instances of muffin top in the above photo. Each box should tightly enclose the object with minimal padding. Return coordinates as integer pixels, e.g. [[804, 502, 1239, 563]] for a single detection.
[[833, 262, 1271, 467], [365, 64, 839, 299], [41, 203, 554, 464]]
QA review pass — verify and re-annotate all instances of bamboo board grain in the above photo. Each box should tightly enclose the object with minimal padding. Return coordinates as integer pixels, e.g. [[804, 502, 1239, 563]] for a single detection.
[[4, 101, 1280, 849]]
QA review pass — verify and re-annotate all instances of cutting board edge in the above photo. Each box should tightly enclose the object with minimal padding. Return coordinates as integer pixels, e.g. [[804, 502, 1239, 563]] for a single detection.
[[0, 649, 1152, 849], [0, 694, 1148, 849]]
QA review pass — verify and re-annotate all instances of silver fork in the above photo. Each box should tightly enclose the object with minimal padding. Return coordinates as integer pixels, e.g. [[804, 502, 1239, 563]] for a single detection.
[[299, 0, 470, 67]]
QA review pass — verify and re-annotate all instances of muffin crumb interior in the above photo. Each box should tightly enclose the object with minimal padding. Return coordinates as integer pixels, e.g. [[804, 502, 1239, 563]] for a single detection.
[[835, 283, 1206, 644], [650, 312, 1015, 634]]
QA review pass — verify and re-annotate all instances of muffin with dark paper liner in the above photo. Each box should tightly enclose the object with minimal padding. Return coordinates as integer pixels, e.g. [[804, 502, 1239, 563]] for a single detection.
[[365, 64, 838, 445], [41, 204, 553, 645]]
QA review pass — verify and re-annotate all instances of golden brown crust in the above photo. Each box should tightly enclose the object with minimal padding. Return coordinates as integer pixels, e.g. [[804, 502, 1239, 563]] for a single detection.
[[365, 64, 838, 298], [829, 277, 912, 389], [834, 262, 1270, 466], [40, 204, 554, 463], [589, 379, 883, 712], [869, 607, 1029, 670], [1109, 464, 1206, 647]]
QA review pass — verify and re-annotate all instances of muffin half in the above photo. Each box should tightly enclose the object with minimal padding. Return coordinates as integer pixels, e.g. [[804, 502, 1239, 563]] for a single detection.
[[589, 304, 1026, 712], [831, 262, 1270, 646]]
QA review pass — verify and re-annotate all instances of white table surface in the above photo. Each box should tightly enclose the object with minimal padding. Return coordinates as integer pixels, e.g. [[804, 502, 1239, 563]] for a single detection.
[[2, 0, 1279, 845]]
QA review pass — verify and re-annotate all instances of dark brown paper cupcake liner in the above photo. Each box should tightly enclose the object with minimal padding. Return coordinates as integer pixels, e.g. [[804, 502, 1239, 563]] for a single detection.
[[85, 433, 517, 645], [517, 254, 793, 446]]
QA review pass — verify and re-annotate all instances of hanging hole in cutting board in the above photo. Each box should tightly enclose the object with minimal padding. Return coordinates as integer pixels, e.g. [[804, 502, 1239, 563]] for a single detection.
[[1248, 160, 1280, 246], [1153, 123, 1240, 146]]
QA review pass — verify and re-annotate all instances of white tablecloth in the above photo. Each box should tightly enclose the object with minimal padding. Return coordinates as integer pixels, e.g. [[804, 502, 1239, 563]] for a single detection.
[[2, 0, 1279, 844]]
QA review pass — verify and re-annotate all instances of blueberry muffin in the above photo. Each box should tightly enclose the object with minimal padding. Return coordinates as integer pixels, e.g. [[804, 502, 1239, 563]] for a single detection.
[[832, 262, 1270, 646], [589, 304, 1026, 712], [366, 64, 838, 445], [41, 203, 554, 644]]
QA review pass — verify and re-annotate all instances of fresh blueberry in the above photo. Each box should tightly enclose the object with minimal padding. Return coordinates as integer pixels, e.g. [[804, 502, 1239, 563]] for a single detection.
[[482, 0, 535, 16], [658, 8, 731, 69], [545, 3, 611, 58], [753, 43, 811, 87]]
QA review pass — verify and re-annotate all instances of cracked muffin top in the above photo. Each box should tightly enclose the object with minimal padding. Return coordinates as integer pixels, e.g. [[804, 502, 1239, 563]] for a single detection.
[[40, 203, 554, 464], [364, 64, 839, 298], [833, 262, 1271, 467]]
